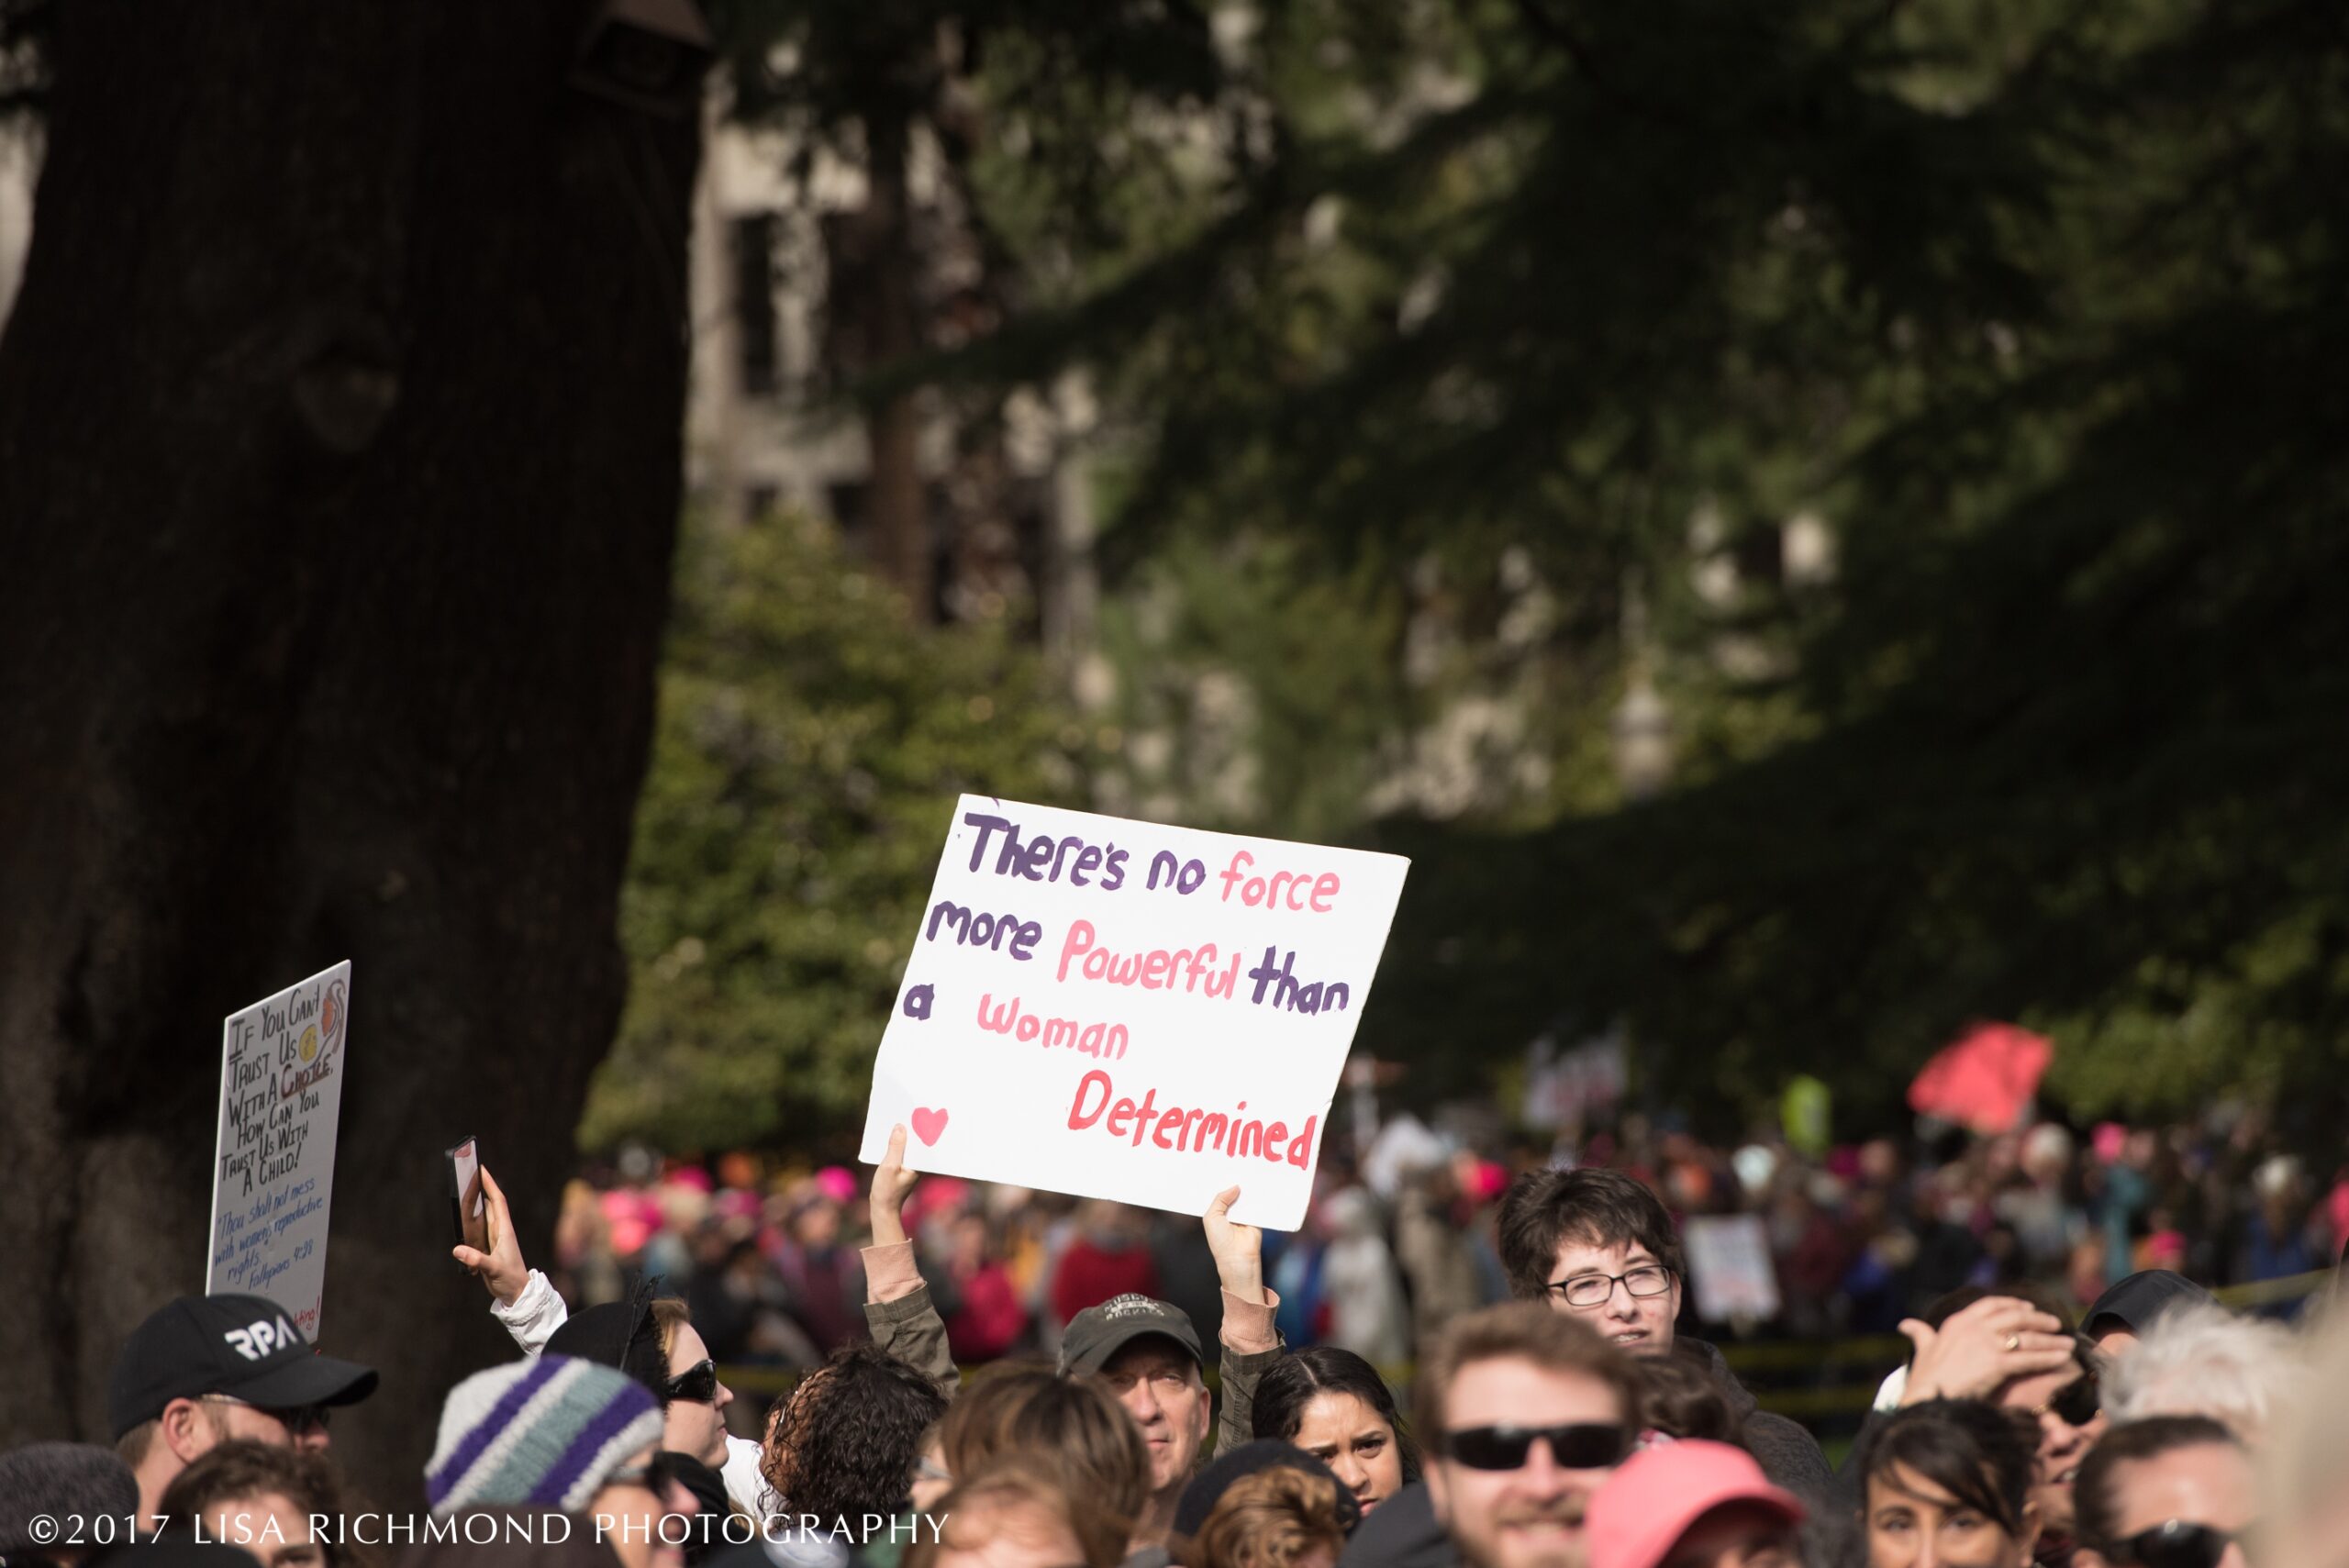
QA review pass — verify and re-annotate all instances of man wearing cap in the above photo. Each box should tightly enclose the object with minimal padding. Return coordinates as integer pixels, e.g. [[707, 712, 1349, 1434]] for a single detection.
[[863, 1126, 1285, 1559], [107, 1293, 377, 1529], [2082, 1271, 2217, 1355], [1586, 1442, 1805, 1568]]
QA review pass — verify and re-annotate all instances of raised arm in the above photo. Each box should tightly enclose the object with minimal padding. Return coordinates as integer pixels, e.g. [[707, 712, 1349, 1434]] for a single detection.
[[454, 1168, 570, 1353], [1205, 1184, 1284, 1455], [863, 1123, 959, 1397]]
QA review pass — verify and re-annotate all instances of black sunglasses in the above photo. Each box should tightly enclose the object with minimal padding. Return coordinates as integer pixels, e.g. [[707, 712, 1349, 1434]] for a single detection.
[[2029, 1354, 2101, 1428], [2110, 1521, 2244, 1568], [661, 1358, 720, 1404], [1440, 1423, 1631, 1472]]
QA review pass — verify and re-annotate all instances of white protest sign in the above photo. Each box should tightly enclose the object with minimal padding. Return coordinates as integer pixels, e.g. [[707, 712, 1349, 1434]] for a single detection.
[[205, 962, 352, 1337], [1682, 1213, 1782, 1324], [860, 797, 1409, 1230]]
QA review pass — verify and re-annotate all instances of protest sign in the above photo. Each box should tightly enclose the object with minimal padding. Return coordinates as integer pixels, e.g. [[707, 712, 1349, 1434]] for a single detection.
[[1682, 1213, 1782, 1324], [205, 962, 352, 1337], [860, 797, 1409, 1230]]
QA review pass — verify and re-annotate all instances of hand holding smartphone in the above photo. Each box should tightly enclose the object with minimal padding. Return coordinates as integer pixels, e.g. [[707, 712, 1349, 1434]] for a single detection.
[[447, 1136, 493, 1253]]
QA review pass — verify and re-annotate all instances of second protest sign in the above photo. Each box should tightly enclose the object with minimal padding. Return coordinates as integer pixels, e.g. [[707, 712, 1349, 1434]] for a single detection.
[[860, 797, 1409, 1230]]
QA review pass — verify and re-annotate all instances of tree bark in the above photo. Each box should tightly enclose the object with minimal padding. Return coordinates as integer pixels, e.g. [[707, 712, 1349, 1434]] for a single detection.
[[856, 117, 933, 622], [0, 0, 697, 1505]]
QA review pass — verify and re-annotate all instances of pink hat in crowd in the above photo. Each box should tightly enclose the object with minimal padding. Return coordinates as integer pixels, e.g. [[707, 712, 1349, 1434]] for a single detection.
[[1586, 1441, 1804, 1568]]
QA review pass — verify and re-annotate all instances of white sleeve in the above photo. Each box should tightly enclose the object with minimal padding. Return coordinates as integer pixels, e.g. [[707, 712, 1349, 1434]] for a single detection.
[[723, 1434, 774, 1521], [1874, 1363, 1909, 1413], [492, 1269, 570, 1356]]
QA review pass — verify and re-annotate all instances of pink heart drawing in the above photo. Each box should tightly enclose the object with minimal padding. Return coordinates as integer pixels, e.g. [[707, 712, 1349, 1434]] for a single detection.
[[910, 1107, 950, 1147]]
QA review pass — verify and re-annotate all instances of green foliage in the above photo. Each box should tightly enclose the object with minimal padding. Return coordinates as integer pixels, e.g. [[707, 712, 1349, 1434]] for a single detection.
[[579, 512, 1094, 1153]]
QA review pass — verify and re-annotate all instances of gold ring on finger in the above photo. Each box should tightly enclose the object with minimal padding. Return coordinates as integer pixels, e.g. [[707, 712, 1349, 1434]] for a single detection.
[[2005, 1332, 2021, 1352]]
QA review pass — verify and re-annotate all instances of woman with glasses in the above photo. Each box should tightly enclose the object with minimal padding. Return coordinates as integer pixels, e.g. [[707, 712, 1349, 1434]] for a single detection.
[[2070, 1417, 2251, 1568], [1857, 1400, 2043, 1568], [1250, 1348, 1420, 1517]]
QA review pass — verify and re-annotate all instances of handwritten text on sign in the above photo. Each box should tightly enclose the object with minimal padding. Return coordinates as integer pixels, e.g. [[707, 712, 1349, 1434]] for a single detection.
[[205, 962, 351, 1338], [859, 799, 1408, 1229]]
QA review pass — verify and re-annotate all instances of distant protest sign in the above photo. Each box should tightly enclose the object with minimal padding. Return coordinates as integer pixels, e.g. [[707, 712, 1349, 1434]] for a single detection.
[[861, 798, 1409, 1230], [205, 962, 352, 1336], [1682, 1213, 1782, 1324]]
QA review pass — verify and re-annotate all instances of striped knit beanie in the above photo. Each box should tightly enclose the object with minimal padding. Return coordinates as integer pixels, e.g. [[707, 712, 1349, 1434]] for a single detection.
[[426, 1355, 664, 1516]]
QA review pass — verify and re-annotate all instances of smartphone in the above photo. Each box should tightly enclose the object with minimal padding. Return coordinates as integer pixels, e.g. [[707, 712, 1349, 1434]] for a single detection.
[[447, 1136, 492, 1252]]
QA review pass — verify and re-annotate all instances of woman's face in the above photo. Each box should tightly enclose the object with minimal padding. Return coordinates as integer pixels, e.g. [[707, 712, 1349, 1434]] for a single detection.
[[1290, 1390, 1405, 1513], [1866, 1463, 2032, 1568], [589, 1445, 695, 1568]]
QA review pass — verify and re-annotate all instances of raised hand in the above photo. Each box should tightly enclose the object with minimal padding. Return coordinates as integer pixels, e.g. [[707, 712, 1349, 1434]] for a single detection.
[[451, 1167, 530, 1306], [1898, 1294, 2075, 1404], [1205, 1184, 1266, 1306], [869, 1124, 918, 1248]]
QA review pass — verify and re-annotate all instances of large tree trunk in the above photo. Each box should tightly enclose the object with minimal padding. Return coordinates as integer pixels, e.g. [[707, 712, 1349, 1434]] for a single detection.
[[0, 2, 697, 1504]]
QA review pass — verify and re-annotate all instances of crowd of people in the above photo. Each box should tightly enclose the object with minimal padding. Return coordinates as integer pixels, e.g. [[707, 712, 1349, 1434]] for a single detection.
[[523, 1103, 2344, 1396], [7, 1121, 2349, 1568]]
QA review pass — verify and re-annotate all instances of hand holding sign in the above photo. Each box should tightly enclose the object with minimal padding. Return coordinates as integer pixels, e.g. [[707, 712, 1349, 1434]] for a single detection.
[[869, 1124, 918, 1249], [1205, 1184, 1266, 1306], [860, 798, 1409, 1229]]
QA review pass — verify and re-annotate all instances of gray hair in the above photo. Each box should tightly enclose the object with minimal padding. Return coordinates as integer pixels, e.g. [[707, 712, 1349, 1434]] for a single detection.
[[2104, 1301, 2306, 1445]]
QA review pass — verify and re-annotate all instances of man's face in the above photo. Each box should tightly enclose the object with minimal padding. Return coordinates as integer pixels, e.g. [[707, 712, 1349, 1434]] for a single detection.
[[1099, 1338, 1210, 1496], [1426, 1356, 1627, 1568], [1998, 1364, 2105, 1536], [198, 1490, 322, 1568], [1545, 1240, 1679, 1356], [2083, 1444, 2254, 1568], [1660, 1504, 1800, 1568], [661, 1322, 734, 1467]]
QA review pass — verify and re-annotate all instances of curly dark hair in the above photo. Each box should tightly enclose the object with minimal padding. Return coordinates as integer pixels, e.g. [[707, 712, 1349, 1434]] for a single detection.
[[762, 1343, 950, 1538], [1249, 1347, 1421, 1484]]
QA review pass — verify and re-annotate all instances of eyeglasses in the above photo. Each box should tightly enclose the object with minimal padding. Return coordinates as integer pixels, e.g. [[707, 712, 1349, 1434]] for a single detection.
[[2108, 1521, 2245, 1568], [203, 1393, 329, 1436], [1545, 1265, 1674, 1309], [1440, 1423, 1632, 1471], [661, 1358, 720, 1404]]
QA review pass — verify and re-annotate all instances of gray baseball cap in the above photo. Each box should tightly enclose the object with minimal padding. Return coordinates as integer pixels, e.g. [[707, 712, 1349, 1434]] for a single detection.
[[1057, 1294, 1204, 1377]]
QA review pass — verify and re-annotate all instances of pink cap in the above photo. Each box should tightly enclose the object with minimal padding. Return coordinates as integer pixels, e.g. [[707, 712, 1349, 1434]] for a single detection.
[[1587, 1441, 1803, 1568]]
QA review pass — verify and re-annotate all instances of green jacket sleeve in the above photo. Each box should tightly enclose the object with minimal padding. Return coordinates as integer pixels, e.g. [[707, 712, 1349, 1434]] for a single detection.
[[866, 1283, 960, 1401], [1217, 1340, 1286, 1456]]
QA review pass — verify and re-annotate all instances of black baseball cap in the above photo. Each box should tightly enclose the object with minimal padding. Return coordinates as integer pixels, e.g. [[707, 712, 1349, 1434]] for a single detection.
[[2083, 1270, 2217, 1341], [107, 1294, 378, 1439], [1057, 1294, 1204, 1378]]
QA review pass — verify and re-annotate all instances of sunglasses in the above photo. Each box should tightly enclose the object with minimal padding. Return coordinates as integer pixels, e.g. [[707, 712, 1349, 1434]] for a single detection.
[[2029, 1365, 2101, 1428], [2110, 1521, 2245, 1568], [661, 1358, 720, 1404], [1441, 1423, 1631, 1472], [205, 1393, 330, 1436]]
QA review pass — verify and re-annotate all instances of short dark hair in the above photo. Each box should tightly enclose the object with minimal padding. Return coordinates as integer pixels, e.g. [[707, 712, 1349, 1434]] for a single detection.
[[1631, 1352, 1741, 1443], [1496, 1168, 1685, 1300], [762, 1343, 952, 1540], [1416, 1303, 1639, 1449], [1252, 1347, 1423, 1483], [1854, 1400, 2039, 1540], [158, 1440, 345, 1559], [2074, 1416, 2242, 1554]]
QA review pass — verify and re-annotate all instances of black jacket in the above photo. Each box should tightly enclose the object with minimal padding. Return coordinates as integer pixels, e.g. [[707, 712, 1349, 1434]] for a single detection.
[[1677, 1336, 1836, 1504]]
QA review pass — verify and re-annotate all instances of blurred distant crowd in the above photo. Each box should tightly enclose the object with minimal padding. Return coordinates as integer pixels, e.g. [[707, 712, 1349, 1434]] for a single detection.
[[552, 1099, 2348, 1395]]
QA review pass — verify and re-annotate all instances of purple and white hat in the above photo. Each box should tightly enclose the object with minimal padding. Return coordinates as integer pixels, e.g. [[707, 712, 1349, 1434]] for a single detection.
[[426, 1355, 663, 1515]]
